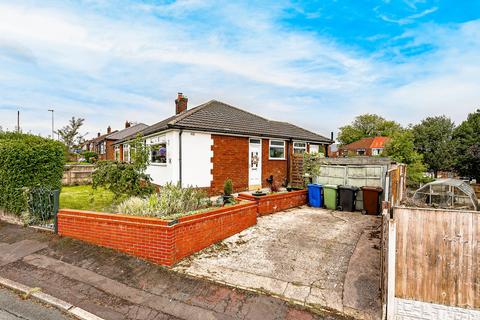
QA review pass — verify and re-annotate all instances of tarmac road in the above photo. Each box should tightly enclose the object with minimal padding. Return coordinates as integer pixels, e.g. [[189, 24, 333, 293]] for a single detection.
[[0, 286, 72, 320]]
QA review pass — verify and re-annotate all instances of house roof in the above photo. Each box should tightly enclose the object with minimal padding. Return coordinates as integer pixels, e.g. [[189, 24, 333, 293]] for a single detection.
[[115, 100, 332, 144], [341, 136, 390, 150], [106, 123, 148, 141]]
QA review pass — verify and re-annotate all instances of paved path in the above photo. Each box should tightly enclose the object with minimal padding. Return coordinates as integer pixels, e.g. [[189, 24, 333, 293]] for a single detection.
[[0, 286, 73, 320], [0, 221, 347, 320]]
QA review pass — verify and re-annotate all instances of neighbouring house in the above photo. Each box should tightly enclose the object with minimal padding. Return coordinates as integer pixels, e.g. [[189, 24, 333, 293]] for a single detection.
[[115, 93, 332, 195], [81, 122, 147, 160], [337, 136, 390, 157]]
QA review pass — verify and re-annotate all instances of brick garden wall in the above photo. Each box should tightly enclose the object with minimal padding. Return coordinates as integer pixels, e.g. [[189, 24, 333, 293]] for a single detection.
[[58, 201, 258, 267], [238, 190, 308, 216]]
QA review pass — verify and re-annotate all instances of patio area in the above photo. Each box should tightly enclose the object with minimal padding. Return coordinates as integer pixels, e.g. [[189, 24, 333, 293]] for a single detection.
[[174, 206, 382, 320]]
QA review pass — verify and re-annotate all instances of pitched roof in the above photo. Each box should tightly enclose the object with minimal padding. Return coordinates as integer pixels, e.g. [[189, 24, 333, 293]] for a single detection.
[[341, 136, 390, 150], [115, 100, 331, 144], [106, 123, 148, 141]]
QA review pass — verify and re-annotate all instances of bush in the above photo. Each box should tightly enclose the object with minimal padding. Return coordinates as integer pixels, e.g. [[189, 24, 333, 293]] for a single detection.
[[0, 132, 65, 214], [116, 183, 211, 218], [223, 178, 233, 196], [82, 151, 98, 163]]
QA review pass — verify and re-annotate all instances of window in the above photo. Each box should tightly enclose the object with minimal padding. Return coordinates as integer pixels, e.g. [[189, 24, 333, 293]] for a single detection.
[[151, 143, 167, 164], [123, 144, 130, 163], [356, 148, 366, 156], [293, 142, 307, 154], [99, 142, 105, 155], [114, 146, 120, 161], [269, 140, 285, 159], [372, 148, 383, 156], [309, 144, 319, 154]]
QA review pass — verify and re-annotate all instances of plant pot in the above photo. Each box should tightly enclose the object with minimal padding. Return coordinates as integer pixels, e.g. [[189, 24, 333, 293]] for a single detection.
[[286, 187, 293, 192], [252, 191, 267, 197], [222, 195, 233, 204]]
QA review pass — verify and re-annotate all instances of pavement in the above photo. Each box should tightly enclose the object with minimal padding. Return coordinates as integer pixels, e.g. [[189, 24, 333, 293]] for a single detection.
[[174, 207, 382, 320], [0, 286, 73, 320], [0, 219, 350, 320]]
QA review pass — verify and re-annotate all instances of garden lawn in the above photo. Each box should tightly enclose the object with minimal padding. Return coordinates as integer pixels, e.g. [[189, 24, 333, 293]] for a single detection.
[[60, 185, 124, 212]]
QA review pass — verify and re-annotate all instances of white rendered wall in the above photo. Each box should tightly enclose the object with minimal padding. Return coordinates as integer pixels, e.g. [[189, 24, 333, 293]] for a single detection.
[[181, 131, 213, 188], [395, 298, 480, 320], [145, 130, 179, 186]]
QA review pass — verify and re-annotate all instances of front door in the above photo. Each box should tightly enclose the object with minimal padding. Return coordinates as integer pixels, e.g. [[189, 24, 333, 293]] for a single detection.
[[249, 139, 262, 189]]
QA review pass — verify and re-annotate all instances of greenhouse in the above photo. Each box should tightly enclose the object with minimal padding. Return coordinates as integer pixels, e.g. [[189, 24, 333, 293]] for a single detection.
[[413, 179, 479, 211]]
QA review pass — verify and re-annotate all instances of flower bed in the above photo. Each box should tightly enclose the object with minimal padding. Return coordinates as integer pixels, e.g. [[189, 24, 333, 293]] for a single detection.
[[238, 189, 308, 216], [57, 201, 257, 266]]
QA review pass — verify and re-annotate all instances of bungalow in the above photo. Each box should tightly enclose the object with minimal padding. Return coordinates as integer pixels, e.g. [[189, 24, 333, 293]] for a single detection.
[[115, 93, 332, 194], [338, 136, 390, 157]]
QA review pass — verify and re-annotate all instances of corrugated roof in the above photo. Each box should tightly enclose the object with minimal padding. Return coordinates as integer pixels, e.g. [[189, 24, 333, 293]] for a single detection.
[[115, 100, 332, 144]]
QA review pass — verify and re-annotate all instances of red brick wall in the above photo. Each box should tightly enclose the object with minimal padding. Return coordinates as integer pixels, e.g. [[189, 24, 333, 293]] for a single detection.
[[58, 202, 257, 267], [238, 190, 307, 216], [262, 139, 289, 188], [211, 135, 249, 194]]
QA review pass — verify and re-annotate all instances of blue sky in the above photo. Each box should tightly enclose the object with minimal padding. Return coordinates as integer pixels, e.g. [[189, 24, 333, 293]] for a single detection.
[[0, 0, 479, 140]]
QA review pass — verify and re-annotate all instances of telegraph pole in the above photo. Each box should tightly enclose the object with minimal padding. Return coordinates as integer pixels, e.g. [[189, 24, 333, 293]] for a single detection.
[[48, 109, 54, 139]]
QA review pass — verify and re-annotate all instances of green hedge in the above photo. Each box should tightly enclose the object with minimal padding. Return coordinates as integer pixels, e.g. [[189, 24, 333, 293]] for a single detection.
[[0, 132, 66, 214]]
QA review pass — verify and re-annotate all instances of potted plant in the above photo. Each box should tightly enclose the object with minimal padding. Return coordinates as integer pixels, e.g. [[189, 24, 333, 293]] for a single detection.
[[252, 188, 267, 197], [223, 178, 234, 204]]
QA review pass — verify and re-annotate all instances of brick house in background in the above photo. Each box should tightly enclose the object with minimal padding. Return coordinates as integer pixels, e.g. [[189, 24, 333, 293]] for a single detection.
[[337, 136, 390, 157], [115, 93, 332, 195]]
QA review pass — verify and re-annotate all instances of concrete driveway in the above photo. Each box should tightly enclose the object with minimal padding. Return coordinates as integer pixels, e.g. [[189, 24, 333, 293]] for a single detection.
[[174, 206, 382, 320]]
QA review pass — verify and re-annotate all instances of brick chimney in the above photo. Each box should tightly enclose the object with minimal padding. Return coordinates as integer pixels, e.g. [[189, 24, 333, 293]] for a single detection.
[[125, 121, 131, 128], [175, 92, 188, 115], [107, 126, 111, 134]]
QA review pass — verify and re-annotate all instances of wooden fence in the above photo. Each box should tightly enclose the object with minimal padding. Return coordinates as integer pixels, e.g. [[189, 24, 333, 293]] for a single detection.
[[394, 207, 479, 309]]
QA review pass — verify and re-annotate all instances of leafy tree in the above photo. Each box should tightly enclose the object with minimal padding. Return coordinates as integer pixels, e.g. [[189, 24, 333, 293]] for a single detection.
[[57, 117, 86, 151], [412, 116, 455, 178], [452, 109, 480, 181], [337, 114, 401, 145], [92, 135, 154, 197], [383, 130, 428, 186]]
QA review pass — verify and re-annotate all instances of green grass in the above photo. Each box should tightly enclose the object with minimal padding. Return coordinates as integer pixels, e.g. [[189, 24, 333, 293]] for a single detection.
[[60, 185, 125, 212]]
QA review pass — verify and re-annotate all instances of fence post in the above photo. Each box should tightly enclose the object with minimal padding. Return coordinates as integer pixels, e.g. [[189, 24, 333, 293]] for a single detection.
[[387, 215, 396, 319], [52, 189, 60, 234]]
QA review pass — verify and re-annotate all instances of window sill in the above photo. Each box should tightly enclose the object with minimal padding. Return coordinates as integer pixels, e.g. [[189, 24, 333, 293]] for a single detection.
[[269, 157, 286, 161], [150, 163, 167, 167]]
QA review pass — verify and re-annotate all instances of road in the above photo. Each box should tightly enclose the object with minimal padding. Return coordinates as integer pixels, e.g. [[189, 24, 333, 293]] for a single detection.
[[0, 286, 72, 320]]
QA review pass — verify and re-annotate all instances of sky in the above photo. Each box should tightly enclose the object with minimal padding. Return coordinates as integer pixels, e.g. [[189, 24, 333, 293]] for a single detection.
[[0, 0, 479, 140]]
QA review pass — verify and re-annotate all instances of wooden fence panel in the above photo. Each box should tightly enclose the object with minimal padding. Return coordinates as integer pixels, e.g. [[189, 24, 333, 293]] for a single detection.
[[291, 154, 304, 186], [394, 207, 479, 309]]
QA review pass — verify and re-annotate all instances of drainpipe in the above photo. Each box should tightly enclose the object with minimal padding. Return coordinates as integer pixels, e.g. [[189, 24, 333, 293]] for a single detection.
[[179, 129, 183, 187]]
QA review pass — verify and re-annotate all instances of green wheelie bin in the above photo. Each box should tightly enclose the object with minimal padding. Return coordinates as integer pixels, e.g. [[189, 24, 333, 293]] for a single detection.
[[323, 184, 338, 210]]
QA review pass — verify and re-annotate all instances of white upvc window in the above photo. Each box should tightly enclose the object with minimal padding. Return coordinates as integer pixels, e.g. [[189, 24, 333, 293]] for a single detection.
[[99, 142, 106, 155], [151, 143, 167, 164], [372, 148, 383, 156], [269, 140, 285, 160], [123, 144, 130, 163], [356, 148, 366, 156], [293, 142, 307, 154], [114, 146, 120, 161]]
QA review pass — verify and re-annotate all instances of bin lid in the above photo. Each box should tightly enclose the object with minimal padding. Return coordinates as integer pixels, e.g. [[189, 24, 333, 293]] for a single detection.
[[307, 184, 322, 187], [324, 184, 338, 189], [361, 186, 383, 192], [338, 185, 360, 191]]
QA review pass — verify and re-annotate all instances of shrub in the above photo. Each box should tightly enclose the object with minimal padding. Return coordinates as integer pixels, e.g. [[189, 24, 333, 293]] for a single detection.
[[0, 132, 65, 214], [82, 151, 98, 163], [223, 178, 233, 196], [116, 183, 211, 218]]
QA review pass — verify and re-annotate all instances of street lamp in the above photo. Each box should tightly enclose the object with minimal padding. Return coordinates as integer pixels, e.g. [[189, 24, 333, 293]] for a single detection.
[[48, 109, 54, 139]]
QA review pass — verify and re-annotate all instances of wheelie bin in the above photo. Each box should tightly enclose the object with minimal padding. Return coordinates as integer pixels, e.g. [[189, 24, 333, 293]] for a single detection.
[[338, 185, 359, 212], [307, 184, 323, 208], [361, 186, 383, 215], [323, 184, 338, 210]]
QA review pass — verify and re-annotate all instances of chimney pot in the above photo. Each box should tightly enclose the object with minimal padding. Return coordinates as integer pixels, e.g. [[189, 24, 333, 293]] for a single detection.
[[125, 121, 131, 128], [107, 126, 111, 134], [175, 92, 188, 115], [97, 132, 100, 137]]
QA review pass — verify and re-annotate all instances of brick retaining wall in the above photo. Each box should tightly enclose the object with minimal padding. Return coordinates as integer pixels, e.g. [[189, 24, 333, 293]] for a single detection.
[[238, 190, 307, 216], [58, 201, 257, 266]]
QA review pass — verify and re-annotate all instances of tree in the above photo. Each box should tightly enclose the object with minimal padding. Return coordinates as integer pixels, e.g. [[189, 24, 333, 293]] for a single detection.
[[57, 117, 86, 151], [412, 116, 454, 178], [337, 114, 401, 145], [452, 109, 480, 181], [383, 130, 428, 186]]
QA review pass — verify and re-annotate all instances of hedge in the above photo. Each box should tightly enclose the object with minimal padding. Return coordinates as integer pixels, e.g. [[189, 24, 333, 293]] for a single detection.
[[0, 132, 66, 214]]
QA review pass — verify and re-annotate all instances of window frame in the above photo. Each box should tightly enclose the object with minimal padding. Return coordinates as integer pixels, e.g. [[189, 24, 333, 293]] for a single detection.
[[293, 141, 307, 154], [114, 146, 120, 161], [123, 144, 130, 163], [269, 140, 286, 160]]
